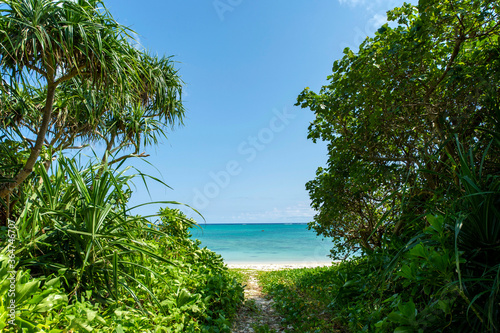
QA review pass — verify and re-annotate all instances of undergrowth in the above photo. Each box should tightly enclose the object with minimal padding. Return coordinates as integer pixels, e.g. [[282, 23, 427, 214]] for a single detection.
[[0, 159, 244, 332]]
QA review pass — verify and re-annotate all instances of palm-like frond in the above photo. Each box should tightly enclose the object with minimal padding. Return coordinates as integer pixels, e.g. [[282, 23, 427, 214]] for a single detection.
[[13, 157, 185, 308], [451, 137, 500, 331], [454, 139, 500, 266], [0, 0, 186, 201]]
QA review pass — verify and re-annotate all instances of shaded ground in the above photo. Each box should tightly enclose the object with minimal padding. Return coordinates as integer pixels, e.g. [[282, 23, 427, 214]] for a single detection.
[[231, 270, 286, 333]]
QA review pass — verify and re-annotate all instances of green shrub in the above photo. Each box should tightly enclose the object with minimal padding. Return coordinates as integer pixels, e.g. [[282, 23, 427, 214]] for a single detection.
[[0, 159, 244, 332]]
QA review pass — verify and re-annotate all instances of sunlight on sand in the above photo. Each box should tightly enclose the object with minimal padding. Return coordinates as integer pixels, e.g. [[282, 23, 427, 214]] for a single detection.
[[227, 262, 339, 271]]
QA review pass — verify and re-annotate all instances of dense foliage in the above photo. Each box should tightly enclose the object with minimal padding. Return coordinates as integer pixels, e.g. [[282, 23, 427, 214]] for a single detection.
[[0, 159, 244, 332], [294, 0, 500, 332], [297, 0, 500, 257], [261, 216, 496, 333], [0, 0, 244, 331], [0, 0, 184, 205], [2, 0, 499, 331], [261, 210, 498, 332]]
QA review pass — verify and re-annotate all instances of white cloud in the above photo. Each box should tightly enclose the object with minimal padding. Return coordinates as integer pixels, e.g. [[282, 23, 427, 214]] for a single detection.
[[370, 13, 388, 28], [131, 32, 143, 50], [338, 0, 407, 13], [232, 203, 316, 223], [338, 0, 365, 7]]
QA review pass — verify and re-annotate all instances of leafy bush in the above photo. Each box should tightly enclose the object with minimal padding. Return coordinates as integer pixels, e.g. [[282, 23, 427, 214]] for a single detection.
[[292, 0, 500, 329], [260, 210, 498, 332], [0, 158, 244, 332]]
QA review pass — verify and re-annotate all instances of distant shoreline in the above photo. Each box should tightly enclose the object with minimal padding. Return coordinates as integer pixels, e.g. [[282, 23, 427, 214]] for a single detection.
[[227, 261, 338, 271]]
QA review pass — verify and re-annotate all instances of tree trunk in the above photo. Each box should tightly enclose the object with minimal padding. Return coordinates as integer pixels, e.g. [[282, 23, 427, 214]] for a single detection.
[[0, 194, 9, 227], [0, 83, 57, 199]]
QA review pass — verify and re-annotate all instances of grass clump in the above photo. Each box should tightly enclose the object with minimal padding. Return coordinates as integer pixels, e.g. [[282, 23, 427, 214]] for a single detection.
[[259, 266, 348, 333]]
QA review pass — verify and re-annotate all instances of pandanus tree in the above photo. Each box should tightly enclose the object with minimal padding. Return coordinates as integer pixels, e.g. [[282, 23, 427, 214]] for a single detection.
[[0, 0, 184, 204]]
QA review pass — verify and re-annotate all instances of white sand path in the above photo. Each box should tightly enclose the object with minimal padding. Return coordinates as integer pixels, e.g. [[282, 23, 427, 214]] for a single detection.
[[227, 262, 336, 271], [230, 262, 335, 332]]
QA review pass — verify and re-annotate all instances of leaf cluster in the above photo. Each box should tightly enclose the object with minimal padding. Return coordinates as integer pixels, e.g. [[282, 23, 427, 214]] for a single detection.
[[0, 0, 185, 203], [297, 0, 500, 257], [288, 0, 500, 331]]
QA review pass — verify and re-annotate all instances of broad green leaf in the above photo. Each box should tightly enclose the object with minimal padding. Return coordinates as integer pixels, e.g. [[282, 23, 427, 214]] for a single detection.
[[32, 293, 68, 312]]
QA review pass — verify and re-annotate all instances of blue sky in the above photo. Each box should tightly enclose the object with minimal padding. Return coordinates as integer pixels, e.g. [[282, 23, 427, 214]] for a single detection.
[[101, 0, 407, 223]]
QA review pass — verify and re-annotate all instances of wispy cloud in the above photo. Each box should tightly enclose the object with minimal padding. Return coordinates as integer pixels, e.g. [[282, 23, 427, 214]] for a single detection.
[[338, 0, 402, 10], [370, 13, 388, 27], [231, 203, 316, 223], [338, 0, 365, 7], [131, 32, 143, 50]]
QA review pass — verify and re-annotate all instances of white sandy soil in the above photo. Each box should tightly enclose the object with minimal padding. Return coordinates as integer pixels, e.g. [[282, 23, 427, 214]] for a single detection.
[[227, 262, 337, 271]]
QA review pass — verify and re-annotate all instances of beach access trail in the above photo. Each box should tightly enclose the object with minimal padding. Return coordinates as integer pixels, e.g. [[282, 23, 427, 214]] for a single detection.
[[231, 269, 284, 332], [229, 263, 331, 333]]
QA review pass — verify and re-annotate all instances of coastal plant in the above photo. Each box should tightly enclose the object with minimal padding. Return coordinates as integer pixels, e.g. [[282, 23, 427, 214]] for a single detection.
[[296, 0, 500, 257], [383, 139, 500, 332], [14, 157, 177, 306], [288, 0, 499, 331], [375, 214, 458, 332], [0, 0, 185, 207], [0, 255, 72, 331], [259, 266, 350, 332], [371, 140, 499, 332], [450, 139, 500, 332], [156, 207, 200, 252], [0, 136, 32, 224], [0, 156, 244, 331], [0, 0, 245, 331]]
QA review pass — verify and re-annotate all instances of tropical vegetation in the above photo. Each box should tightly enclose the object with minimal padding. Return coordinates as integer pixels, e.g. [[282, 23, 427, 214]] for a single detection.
[[2, 0, 500, 332], [0, 0, 243, 331], [291, 0, 500, 331]]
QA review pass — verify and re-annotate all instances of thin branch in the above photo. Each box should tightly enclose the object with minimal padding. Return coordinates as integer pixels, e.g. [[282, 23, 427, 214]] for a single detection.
[[107, 152, 150, 166], [21, 136, 36, 146], [65, 145, 88, 150], [25, 124, 39, 137], [54, 142, 88, 151], [474, 19, 500, 38], [25, 63, 47, 78], [54, 64, 87, 86], [109, 141, 132, 155], [94, 130, 106, 140], [425, 34, 465, 100]]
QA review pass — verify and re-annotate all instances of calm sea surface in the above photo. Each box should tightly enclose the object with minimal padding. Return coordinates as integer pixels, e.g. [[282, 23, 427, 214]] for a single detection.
[[190, 223, 333, 264]]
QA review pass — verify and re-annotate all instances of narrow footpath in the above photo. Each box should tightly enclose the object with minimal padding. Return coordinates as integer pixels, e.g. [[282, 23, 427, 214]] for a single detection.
[[231, 270, 286, 332]]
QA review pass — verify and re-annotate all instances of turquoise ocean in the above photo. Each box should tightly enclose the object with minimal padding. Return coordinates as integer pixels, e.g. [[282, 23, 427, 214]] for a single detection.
[[190, 223, 333, 264]]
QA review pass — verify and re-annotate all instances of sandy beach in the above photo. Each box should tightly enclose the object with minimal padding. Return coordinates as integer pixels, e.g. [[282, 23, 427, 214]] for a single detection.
[[227, 261, 337, 271]]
